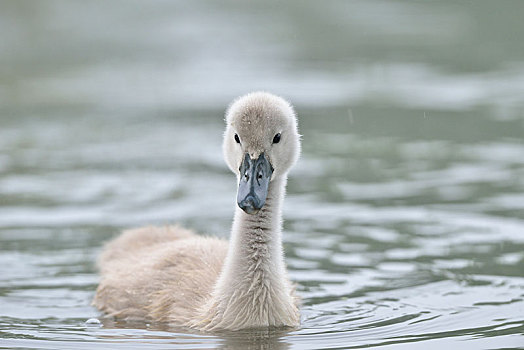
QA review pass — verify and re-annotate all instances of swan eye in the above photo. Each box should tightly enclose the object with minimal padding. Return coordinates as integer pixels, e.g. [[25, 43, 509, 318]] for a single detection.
[[234, 134, 241, 144], [272, 133, 281, 144]]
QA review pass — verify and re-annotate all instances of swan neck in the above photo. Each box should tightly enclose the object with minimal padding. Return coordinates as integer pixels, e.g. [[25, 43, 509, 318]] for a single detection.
[[219, 176, 288, 287], [232, 176, 286, 257], [199, 176, 299, 330]]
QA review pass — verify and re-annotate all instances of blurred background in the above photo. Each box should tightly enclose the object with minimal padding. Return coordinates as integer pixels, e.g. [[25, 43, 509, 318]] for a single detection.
[[1, 1, 523, 349]]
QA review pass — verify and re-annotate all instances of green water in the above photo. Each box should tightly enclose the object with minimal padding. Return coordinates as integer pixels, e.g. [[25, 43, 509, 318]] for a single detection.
[[1, 1, 523, 349]]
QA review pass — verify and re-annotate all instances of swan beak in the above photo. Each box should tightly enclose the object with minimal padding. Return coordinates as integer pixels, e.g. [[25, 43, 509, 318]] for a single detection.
[[237, 153, 273, 214]]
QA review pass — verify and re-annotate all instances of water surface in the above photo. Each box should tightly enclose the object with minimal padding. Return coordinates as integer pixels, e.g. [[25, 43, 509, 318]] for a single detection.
[[1, 1, 524, 349]]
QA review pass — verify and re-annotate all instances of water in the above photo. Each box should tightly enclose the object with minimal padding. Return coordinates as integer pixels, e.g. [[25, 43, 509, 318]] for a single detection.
[[1, 1, 524, 349]]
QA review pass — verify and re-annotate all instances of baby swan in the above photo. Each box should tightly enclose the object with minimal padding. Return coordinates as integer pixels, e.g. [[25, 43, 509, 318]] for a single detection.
[[94, 92, 301, 331]]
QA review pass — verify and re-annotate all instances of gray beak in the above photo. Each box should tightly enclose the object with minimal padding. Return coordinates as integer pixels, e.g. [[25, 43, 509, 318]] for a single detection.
[[237, 153, 273, 214]]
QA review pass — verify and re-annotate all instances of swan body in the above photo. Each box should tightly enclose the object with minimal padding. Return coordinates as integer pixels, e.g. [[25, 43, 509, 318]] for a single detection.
[[94, 92, 301, 331]]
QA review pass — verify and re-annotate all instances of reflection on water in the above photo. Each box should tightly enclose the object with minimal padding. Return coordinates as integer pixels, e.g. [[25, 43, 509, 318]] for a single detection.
[[1, 1, 524, 349]]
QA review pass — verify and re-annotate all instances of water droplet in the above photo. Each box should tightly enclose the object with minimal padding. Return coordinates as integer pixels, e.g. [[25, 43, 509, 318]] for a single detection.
[[85, 318, 102, 327]]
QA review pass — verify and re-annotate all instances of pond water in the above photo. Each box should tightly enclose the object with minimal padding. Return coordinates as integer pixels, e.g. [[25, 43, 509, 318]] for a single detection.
[[1, 1, 524, 349]]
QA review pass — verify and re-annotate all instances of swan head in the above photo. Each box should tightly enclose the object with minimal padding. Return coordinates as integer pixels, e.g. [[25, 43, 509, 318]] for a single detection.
[[223, 92, 301, 214]]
